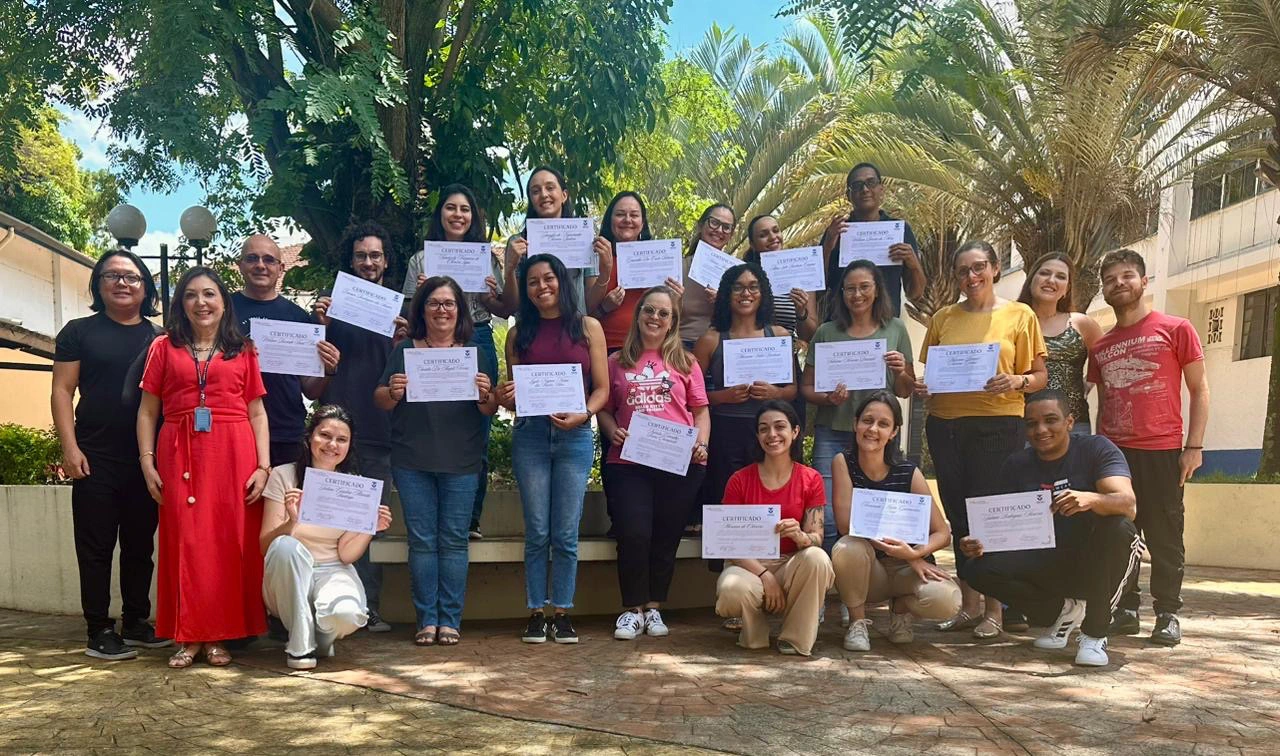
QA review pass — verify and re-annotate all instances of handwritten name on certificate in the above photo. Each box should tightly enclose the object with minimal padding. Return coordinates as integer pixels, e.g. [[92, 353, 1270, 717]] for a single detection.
[[813, 339, 887, 392], [251, 318, 324, 377], [851, 488, 932, 544], [299, 467, 383, 535], [966, 490, 1056, 553], [687, 240, 740, 287], [759, 245, 826, 292], [326, 271, 404, 338], [422, 241, 492, 293], [526, 217, 596, 269], [923, 342, 1000, 393], [512, 363, 588, 416], [617, 239, 683, 289], [620, 412, 699, 476], [722, 335, 793, 386], [840, 220, 905, 267], [404, 347, 478, 402], [701, 505, 781, 560]]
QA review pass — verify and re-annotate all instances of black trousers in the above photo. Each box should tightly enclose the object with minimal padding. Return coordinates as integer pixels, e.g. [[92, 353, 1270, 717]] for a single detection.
[[606, 462, 706, 608], [925, 415, 1024, 571], [1118, 448, 1185, 615], [961, 514, 1142, 637], [71, 458, 159, 636]]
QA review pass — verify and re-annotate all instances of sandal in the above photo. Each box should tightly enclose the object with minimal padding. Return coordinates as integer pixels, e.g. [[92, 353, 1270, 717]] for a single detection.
[[722, 617, 743, 632], [936, 610, 979, 632], [437, 628, 460, 646], [204, 644, 233, 666], [167, 645, 200, 669], [973, 616, 1003, 639], [414, 626, 438, 647]]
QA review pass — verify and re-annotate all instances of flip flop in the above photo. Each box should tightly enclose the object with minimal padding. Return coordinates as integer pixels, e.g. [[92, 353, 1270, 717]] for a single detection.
[[437, 628, 460, 646], [973, 616, 1003, 639], [414, 626, 438, 647], [204, 645, 233, 666]]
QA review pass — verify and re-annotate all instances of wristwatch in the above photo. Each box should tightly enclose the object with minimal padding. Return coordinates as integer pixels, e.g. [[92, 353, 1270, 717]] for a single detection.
[[1020, 375, 1030, 391]]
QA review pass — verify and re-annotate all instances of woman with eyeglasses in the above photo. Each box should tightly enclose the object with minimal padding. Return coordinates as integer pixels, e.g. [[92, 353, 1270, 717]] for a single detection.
[[915, 240, 1047, 639], [679, 203, 738, 350], [742, 215, 818, 341], [375, 276, 498, 647], [598, 286, 710, 640]]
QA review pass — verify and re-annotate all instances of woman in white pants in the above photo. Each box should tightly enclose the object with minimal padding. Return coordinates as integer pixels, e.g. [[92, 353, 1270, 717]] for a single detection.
[[260, 405, 393, 669]]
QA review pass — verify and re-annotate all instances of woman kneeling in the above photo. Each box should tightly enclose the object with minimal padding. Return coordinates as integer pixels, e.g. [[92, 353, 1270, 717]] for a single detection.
[[715, 401, 833, 656], [831, 392, 961, 652], [260, 406, 393, 670]]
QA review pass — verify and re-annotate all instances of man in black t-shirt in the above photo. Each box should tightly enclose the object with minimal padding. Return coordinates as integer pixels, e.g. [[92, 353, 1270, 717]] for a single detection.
[[231, 235, 340, 466], [959, 390, 1142, 667], [52, 249, 169, 660]]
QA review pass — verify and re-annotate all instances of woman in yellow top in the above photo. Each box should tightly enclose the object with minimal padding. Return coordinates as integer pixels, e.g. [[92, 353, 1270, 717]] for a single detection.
[[915, 240, 1047, 639]]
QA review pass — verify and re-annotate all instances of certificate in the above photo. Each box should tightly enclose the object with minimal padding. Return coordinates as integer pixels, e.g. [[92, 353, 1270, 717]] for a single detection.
[[967, 490, 1056, 553], [513, 363, 588, 416], [526, 217, 596, 268], [404, 347, 479, 402], [687, 240, 740, 288], [923, 343, 1000, 394], [839, 220, 905, 267], [298, 467, 384, 535], [850, 488, 932, 544], [701, 505, 781, 560], [813, 339, 887, 392], [616, 239, 683, 289], [422, 241, 492, 293], [326, 271, 404, 338], [759, 245, 825, 292], [620, 412, 699, 476], [250, 318, 324, 377], [722, 335, 793, 386]]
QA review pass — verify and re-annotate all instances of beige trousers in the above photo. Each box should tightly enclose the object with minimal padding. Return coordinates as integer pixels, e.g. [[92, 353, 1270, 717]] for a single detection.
[[715, 547, 834, 656], [263, 536, 368, 657], [831, 536, 961, 620]]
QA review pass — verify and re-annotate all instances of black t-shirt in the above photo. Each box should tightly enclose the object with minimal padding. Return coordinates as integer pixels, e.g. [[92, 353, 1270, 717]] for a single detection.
[[320, 318, 393, 449], [379, 340, 487, 474], [824, 211, 919, 316], [998, 434, 1132, 541], [53, 313, 160, 461], [231, 291, 310, 444]]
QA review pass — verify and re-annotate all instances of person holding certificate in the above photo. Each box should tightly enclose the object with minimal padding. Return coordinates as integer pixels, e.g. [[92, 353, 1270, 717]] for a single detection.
[[714, 401, 832, 656], [829, 392, 960, 652], [496, 254, 610, 645], [259, 406, 394, 669], [916, 240, 1047, 639], [679, 203, 737, 350], [597, 286, 710, 640], [374, 277, 498, 647], [593, 191, 685, 351], [958, 391, 1141, 666], [741, 215, 818, 341], [136, 267, 272, 669]]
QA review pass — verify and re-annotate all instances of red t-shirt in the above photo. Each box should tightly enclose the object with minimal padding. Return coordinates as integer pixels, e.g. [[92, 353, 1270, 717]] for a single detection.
[[1086, 311, 1204, 450], [604, 350, 708, 465], [722, 463, 825, 555]]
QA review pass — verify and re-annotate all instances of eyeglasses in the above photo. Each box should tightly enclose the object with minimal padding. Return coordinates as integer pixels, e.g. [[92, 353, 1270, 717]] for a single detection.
[[705, 217, 735, 233], [354, 252, 385, 263], [731, 283, 761, 294], [954, 260, 992, 278], [640, 304, 672, 319], [849, 178, 882, 193], [842, 283, 875, 296], [102, 272, 144, 286], [426, 299, 458, 311], [241, 254, 279, 266]]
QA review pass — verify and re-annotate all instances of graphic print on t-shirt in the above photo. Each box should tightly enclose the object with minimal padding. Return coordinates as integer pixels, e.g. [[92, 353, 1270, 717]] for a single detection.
[[1093, 335, 1174, 441], [624, 359, 675, 412]]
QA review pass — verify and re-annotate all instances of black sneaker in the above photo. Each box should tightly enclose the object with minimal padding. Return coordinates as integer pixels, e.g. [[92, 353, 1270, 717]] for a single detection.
[[1109, 608, 1140, 636], [85, 628, 138, 661], [267, 615, 289, 643], [549, 613, 579, 644], [521, 612, 548, 644], [365, 609, 392, 633], [121, 621, 173, 649], [1150, 613, 1181, 646]]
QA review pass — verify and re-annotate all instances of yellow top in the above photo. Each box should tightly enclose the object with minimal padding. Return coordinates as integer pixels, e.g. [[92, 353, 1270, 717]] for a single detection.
[[920, 300, 1046, 419]]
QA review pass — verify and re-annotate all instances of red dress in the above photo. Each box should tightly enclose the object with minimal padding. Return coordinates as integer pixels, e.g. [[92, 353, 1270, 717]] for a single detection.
[[141, 335, 268, 642]]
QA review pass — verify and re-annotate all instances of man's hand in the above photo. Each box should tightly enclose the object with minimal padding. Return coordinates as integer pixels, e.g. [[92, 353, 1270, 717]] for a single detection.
[[1052, 489, 1101, 517]]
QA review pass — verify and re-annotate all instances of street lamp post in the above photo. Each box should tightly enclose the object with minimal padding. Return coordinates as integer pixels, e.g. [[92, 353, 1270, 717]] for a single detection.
[[106, 204, 218, 314]]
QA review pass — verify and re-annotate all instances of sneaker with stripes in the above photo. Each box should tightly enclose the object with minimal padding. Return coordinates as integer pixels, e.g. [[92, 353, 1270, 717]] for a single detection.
[[1033, 598, 1086, 650]]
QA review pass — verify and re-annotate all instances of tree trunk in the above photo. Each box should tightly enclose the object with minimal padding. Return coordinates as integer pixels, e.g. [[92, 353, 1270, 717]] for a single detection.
[[1256, 268, 1280, 477]]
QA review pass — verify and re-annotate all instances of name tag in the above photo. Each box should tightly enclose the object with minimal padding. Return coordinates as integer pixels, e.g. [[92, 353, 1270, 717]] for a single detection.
[[194, 407, 213, 432]]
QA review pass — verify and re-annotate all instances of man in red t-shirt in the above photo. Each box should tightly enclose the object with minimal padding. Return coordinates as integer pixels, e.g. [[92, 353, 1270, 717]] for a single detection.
[[1087, 249, 1209, 647]]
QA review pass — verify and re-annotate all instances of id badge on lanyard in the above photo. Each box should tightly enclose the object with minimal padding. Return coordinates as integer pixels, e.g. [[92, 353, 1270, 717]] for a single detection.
[[193, 351, 213, 433]]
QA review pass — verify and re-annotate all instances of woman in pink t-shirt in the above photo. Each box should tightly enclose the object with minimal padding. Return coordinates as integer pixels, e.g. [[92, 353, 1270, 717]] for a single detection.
[[599, 286, 710, 640]]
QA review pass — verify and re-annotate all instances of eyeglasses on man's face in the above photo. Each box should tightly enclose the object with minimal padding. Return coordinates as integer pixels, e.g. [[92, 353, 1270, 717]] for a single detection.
[[241, 254, 279, 266], [354, 252, 385, 263], [849, 178, 882, 193], [102, 272, 144, 286]]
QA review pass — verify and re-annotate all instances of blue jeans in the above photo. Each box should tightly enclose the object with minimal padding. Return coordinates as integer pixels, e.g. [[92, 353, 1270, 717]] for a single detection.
[[469, 322, 500, 531], [812, 425, 854, 554], [392, 467, 479, 629], [512, 416, 594, 609]]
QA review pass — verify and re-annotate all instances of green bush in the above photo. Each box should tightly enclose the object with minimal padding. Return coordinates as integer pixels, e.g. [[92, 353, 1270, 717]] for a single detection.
[[0, 424, 65, 485], [485, 413, 603, 491]]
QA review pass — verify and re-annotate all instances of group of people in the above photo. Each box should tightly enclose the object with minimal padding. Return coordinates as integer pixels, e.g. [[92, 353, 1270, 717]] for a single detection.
[[51, 162, 1207, 672]]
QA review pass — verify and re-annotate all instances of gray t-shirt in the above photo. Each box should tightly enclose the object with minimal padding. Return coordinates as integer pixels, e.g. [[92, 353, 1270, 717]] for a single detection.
[[379, 340, 488, 474]]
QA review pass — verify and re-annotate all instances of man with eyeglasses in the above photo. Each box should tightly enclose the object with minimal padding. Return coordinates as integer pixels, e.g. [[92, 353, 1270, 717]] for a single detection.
[[820, 162, 925, 316]]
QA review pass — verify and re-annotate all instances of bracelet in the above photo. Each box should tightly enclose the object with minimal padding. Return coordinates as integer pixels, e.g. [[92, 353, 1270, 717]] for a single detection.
[[755, 567, 768, 578], [256, 464, 271, 474], [139, 451, 155, 460], [1183, 445, 1203, 450]]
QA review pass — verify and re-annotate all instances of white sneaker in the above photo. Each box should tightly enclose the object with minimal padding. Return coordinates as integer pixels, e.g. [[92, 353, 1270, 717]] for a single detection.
[[613, 610, 645, 640], [840, 604, 851, 628], [286, 653, 317, 670], [888, 612, 914, 644], [1033, 598, 1086, 650], [818, 606, 826, 625], [1075, 634, 1109, 666], [643, 608, 669, 637], [843, 618, 872, 652]]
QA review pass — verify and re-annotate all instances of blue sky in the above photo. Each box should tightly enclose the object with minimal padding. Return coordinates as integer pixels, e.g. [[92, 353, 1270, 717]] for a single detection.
[[58, 1, 792, 255]]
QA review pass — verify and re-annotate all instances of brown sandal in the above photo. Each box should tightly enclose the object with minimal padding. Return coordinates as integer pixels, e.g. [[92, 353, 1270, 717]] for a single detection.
[[167, 645, 199, 669], [437, 628, 460, 646], [204, 644, 233, 666], [414, 626, 437, 646]]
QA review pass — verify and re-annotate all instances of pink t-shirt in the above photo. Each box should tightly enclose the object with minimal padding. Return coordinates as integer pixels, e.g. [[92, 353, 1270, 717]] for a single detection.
[[1086, 311, 1204, 450], [604, 349, 708, 465]]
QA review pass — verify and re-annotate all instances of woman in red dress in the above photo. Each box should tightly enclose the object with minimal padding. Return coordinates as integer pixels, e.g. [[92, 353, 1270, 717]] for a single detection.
[[137, 266, 272, 668]]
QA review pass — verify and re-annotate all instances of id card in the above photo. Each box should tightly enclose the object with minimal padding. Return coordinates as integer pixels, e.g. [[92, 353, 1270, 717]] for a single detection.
[[194, 407, 212, 432]]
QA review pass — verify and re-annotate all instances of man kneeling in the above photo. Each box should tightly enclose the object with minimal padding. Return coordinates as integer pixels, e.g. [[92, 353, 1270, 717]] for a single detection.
[[959, 391, 1141, 666]]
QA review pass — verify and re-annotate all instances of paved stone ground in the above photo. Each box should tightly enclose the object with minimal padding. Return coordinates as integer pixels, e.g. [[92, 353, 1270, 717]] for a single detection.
[[3, 560, 1279, 754]]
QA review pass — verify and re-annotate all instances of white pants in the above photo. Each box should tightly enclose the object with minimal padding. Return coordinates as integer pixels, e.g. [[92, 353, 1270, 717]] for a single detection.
[[263, 536, 368, 657]]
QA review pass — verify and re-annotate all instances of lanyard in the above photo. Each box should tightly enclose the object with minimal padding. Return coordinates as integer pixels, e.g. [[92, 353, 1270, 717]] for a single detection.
[[191, 347, 214, 407]]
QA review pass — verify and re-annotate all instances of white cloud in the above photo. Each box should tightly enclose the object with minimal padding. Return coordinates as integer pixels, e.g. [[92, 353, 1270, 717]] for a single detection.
[[56, 107, 116, 170], [132, 230, 183, 262]]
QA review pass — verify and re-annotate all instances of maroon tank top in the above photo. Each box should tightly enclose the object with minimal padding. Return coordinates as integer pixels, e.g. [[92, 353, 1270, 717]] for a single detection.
[[521, 317, 592, 394]]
